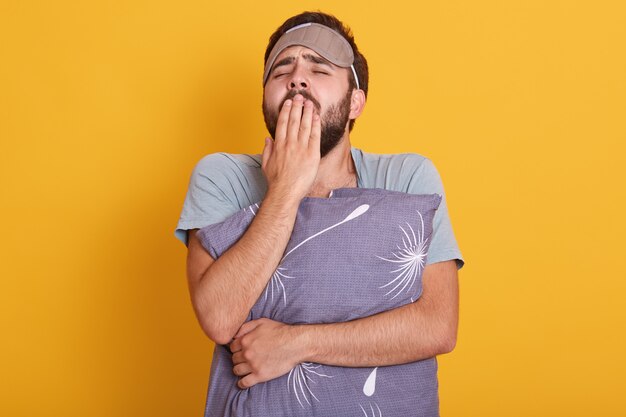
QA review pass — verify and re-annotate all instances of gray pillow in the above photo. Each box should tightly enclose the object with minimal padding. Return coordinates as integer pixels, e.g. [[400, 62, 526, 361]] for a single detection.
[[197, 187, 441, 324], [194, 188, 443, 417]]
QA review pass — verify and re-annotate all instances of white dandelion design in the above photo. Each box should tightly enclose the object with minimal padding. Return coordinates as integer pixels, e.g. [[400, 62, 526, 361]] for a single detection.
[[287, 362, 334, 408], [363, 367, 378, 396], [358, 402, 383, 417], [264, 266, 295, 305], [376, 210, 429, 300], [244, 203, 260, 216], [358, 367, 383, 416], [264, 204, 370, 305]]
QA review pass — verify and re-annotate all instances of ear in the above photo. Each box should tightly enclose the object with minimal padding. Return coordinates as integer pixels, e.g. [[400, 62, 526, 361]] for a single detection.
[[349, 89, 366, 120]]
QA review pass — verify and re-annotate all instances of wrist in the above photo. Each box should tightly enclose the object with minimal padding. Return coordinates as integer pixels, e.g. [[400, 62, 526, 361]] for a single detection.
[[290, 324, 317, 363], [264, 186, 302, 210]]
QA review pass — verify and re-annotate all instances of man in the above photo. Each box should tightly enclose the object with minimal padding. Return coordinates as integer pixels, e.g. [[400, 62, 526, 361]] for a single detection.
[[175, 11, 464, 417]]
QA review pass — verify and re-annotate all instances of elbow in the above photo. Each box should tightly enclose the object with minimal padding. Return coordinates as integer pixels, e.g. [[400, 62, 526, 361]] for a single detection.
[[199, 317, 237, 346], [192, 296, 238, 345], [437, 325, 457, 355], [439, 334, 457, 354], [207, 327, 235, 346]]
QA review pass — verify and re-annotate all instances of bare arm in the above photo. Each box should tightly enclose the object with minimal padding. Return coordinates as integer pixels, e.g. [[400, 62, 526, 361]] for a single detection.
[[300, 260, 459, 365], [185, 95, 321, 345], [186, 193, 300, 345], [230, 260, 459, 388]]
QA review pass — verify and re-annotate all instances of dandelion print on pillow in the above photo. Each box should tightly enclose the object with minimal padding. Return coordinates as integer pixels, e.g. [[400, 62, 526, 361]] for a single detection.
[[377, 209, 430, 302]]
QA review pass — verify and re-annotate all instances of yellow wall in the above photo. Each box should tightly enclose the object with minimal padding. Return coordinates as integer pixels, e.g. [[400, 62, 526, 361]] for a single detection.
[[2, 0, 625, 415]]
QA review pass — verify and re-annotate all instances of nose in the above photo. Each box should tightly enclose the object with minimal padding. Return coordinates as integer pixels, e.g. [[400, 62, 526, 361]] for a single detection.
[[288, 65, 309, 90], [289, 79, 308, 89]]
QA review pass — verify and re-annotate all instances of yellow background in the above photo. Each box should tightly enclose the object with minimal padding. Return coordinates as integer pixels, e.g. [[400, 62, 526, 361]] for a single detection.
[[2, 0, 625, 415]]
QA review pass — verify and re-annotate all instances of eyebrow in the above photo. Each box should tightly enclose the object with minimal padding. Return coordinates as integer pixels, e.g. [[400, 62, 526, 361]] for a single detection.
[[270, 53, 334, 75], [303, 53, 333, 67]]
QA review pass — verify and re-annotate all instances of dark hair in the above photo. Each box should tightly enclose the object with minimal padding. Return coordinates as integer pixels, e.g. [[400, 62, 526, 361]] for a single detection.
[[264, 11, 369, 131]]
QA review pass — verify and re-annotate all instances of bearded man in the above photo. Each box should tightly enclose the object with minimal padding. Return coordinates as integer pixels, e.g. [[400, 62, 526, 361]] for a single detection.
[[175, 11, 464, 417]]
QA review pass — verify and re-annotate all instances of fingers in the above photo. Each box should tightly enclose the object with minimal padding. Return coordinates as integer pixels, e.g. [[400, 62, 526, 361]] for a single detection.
[[232, 351, 244, 365], [286, 94, 304, 142], [235, 319, 264, 339], [238, 374, 258, 390], [275, 94, 316, 146], [231, 318, 265, 352], [273, 99, 292, 144], [229, 338, 241, 353], [308, 112, 321, 153], [233, 362, 252, 377], [261, 137, 273, 170], [298, 99, 314, 142]]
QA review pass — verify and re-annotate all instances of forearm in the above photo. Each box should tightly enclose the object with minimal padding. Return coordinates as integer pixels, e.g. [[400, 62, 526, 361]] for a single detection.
[[298, 306, 445, 367], [194, 188, 299, 344], [298, 269, 459, 366], [299, 304, 452, 367]]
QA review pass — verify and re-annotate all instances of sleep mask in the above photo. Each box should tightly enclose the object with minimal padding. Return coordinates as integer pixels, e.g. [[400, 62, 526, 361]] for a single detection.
[[263, 22, 360, 89]]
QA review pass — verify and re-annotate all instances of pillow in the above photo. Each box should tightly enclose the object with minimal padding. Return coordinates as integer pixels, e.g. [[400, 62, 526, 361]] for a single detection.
[[197, 188, 442, 324], [196, 187, 443, 416]]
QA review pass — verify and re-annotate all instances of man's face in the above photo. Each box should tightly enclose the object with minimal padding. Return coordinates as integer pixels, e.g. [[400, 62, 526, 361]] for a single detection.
[[262, 46, 353, 158]]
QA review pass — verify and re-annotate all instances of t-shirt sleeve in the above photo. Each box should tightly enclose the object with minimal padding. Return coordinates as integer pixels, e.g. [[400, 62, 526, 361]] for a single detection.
[[406, 157, 465, 270], [174, 153, 241, 247]]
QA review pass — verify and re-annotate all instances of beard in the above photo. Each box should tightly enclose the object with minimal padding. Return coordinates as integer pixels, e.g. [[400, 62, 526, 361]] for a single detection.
[[262, 88, 352, 158]]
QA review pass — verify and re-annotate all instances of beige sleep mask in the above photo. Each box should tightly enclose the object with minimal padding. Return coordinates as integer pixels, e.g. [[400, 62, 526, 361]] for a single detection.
[[263, 22, 360, 89]]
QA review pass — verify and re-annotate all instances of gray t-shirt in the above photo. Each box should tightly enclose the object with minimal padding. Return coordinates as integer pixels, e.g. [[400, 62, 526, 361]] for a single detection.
[[174, 146, 464, 270]]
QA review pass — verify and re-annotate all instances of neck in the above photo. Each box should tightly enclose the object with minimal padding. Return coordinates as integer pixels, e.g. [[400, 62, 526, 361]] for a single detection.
[[307, 134, 357, 198]]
